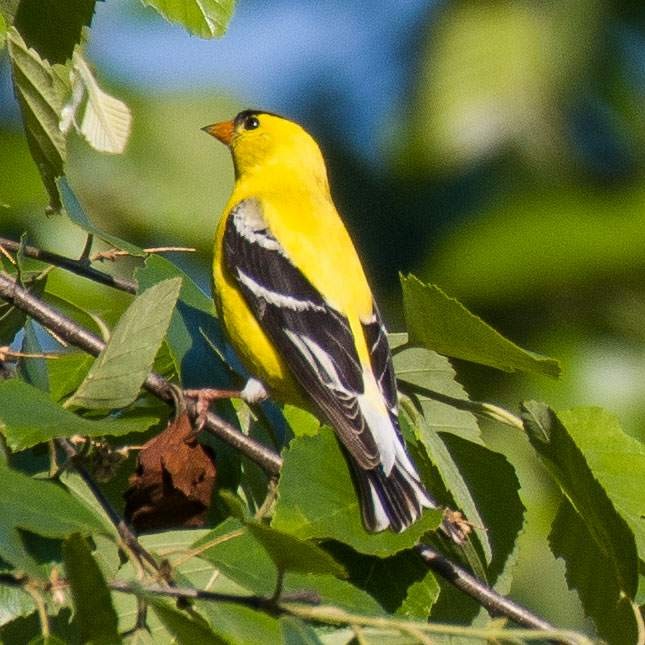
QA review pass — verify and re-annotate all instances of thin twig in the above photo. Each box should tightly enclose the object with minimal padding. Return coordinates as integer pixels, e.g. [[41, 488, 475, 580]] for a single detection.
[[0, 237, 137, 294], [0, 270, 560, 634]]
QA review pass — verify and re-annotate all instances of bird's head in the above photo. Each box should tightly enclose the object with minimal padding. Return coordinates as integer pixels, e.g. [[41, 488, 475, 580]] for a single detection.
[[202, 110, 328, 187]]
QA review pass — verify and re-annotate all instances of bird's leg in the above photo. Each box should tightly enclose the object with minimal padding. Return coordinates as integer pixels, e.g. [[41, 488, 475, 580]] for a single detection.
[[184, 378, 268, 432]]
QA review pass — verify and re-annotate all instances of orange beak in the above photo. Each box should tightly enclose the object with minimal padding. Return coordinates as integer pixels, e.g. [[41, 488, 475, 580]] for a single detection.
[[201, 120, 235, 145]]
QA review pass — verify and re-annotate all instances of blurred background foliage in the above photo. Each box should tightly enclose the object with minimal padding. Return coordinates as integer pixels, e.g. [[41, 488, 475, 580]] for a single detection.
[[1, 0, 643, 632]]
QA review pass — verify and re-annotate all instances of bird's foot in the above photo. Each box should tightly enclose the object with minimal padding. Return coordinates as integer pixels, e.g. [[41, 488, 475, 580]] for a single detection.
[[184, 378, 268, 433]]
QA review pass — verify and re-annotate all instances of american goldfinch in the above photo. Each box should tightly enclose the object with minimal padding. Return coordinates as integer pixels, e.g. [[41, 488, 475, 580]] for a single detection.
[[203, 110, 437, 533]]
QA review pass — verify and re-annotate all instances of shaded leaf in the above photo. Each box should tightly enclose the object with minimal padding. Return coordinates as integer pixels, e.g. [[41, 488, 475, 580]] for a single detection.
[[124, 412, 217, 531], [0, 379, 158, 451], [13, 0, 96, 64], [246, 521, 346, 578], [521, 401, 638, 598], [7, 27, 67, 211], [272, 429, 442, 557], [63, 533, 120, 645], [0, 464, 104, 575], [47, 350, 93, 402], [558, 407, 645, 560], [401, 404, 490, 564], [550, 498, 639, 645], [142, 0, 236, 39], [401, 274, 560, 377], [150, 600, 223, 645], [74, 52, 131, 154], [393, 342, 481, 444], [57, 177, 144, 256], [18, 319, 49, 392], [0, 584, 34, 628], [67, 277, 181, 409]]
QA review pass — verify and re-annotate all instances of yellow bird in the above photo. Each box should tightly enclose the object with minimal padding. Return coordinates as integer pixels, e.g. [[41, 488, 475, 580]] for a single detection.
[[203, 110, 437, 532]]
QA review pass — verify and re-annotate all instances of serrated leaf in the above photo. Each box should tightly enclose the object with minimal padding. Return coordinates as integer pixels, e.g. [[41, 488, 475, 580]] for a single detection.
[[67, 278, 181, 409], [557, 407, 645, 561], [396, 569, 439, 619], [272, 429, 442, 557], [0, 379, 158, 450], [13, 0, 96, 64], [57, 177, 144, 255], [0, 584, 35, 628], [73, 52, 131, 154], [63, 534, 120, 645], [7, 27, 67, 211], [393, 342, 481, 444], [246, 521, 346, 578], [142, 0, 236, 39], [401, 404, 491, 565], [0, 464, 104, 575], [401, 274, 560, 377], [550, 498, 639, 645], [521, 401, 638, 599]]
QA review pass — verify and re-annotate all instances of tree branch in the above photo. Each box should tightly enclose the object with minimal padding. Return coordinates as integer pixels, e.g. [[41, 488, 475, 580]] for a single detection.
[[0, 237, 137, 294], [0, 270, 560, 635]]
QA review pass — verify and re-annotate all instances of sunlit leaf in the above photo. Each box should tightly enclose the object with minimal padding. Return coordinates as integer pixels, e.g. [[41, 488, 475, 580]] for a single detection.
[[521, 401, 638, 601], [558, 407, 645, 560], [550, 499, 639, 644], [142, 0, 236, 39], [272, 429, 442, 557], [396, 569, 439, 620], [402, 274, 560, 377], [0, 380, 158, 450], [73, 52, 131, 154], [150, 600, 223, 645], [67, 278, 181, 409], [7, 27, 67, 211], [202, 602, 281, 644]]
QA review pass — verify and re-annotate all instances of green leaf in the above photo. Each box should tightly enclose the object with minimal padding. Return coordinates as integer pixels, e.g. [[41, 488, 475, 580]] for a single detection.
[[7, 27, 67, 211], [401, 404, 491, 565], [18, 319, 49, 392], [396, 569, 440, 620], [0, 464, 104, 575], [67, 278, 181, 409], [280, 617, 323, 645], [13, 0, 96, 64], [73, 52, 132, 154], [0, 584, 34, 628], [57, 177, 145, 255], [135, 255, 228, 389], [202, 602, 281, 645], [283, 404, 320, 438], [557, 407, 645, 560], [272, 429, 442, 557], [141, 0, 236, 38], [550, 498, 639, 645], [150, 600, 224, 645], [63, 534, 120, 645], [0, 14, 7, 49], [0, 380, 158, 450], [393, 343, 481, 444], [47, 350, 93, 402], [401, 274, 560, 377], [521, 401, 638, 599], [246, 521, 346, 578]]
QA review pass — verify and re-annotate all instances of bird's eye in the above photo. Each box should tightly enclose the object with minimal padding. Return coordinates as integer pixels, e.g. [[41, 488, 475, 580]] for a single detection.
[[243, 116, 260, 130]]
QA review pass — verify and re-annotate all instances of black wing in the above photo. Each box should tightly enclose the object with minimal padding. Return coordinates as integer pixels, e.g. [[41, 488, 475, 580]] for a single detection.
[[223, 198, 380, 469]]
